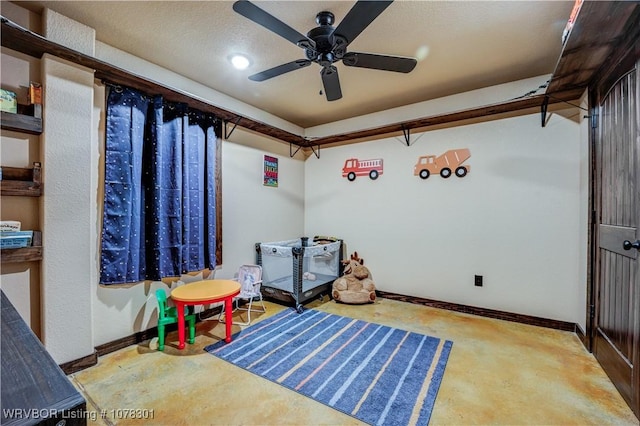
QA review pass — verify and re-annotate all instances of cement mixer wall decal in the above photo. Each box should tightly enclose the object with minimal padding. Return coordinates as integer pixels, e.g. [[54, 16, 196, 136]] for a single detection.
[[413, 149, 471, 179]]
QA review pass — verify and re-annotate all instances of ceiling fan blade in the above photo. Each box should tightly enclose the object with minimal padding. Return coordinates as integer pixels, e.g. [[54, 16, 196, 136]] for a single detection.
[[333, 1, 393, 45], [321, 66, 342, 101], [249, 59, 312, 81], [343, 52, 417, 73], [233, 1, 314, 49]]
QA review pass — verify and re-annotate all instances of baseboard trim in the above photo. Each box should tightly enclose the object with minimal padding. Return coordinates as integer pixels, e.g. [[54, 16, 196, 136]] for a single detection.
[[62, 306, 223, 375], [95, 305, 223, 357], [377, 290, 576, 332], [94, 327, 158, 357], [575, 323, 588, 348], [59, 350, 98, 375], [63, 294, 578, 375]]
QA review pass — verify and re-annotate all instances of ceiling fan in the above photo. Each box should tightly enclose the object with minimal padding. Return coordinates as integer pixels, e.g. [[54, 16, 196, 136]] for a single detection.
[[233, 0, 417, 101]]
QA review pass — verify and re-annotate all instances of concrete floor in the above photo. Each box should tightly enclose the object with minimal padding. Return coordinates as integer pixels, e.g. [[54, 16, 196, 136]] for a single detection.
[[71, 298, 638, 425]]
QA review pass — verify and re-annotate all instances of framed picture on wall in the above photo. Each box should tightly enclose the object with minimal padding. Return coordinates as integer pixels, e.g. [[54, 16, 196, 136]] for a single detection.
[[264, 155, 278, 187]]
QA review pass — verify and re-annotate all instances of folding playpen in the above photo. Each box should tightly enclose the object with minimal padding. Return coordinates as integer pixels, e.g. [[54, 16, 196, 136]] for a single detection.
[[255, 237, 343, 312]]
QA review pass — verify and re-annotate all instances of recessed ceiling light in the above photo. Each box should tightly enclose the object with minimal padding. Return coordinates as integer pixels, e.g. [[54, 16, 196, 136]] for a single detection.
[[230, 54, 250, 70]]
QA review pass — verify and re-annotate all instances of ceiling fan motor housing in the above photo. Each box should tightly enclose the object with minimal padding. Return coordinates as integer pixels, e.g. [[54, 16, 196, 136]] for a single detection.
[[304, 11, 347, 64]]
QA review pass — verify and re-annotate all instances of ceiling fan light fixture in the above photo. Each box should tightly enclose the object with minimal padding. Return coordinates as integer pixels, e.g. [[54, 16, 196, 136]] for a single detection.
[[230, 54, 251, 70], [415, 45, 430, 61]]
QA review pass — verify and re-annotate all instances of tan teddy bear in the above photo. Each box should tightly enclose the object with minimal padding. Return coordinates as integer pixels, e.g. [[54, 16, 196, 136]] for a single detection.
[[332, 252, 376, 304]]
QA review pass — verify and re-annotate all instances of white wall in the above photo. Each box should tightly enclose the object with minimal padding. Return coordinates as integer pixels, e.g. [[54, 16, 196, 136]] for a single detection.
[[40, 9, 96, 363], [305, 112, 584, 323], [220, 133, 306, 271], [1, 5, 591, 363]]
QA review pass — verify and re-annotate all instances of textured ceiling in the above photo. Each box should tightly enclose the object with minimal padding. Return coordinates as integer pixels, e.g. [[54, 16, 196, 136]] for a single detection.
[[14, 1, 574, 128]]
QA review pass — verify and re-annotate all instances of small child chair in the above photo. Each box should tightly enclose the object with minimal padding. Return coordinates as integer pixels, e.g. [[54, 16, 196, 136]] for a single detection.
[[155, 288, 196, 351], [218, 264, 266, 326]]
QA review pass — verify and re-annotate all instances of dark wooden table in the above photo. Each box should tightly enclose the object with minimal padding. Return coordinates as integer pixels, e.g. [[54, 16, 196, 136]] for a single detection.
[[1, 291, 86, 425]]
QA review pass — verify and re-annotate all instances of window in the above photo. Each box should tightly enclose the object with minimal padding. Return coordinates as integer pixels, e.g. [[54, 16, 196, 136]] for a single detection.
[[99, 86, 221, 284]]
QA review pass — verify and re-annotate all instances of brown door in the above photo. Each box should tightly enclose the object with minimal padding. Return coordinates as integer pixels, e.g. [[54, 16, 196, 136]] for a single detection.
[[593, 62, 640, 418]]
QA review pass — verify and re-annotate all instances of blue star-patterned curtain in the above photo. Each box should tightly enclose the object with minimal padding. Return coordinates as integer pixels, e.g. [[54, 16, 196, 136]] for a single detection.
[[100, 86, 218, 284]]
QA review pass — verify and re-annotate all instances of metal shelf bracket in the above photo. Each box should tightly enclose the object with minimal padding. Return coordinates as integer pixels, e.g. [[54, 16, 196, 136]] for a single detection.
[[309, 144, 320, 159], [290, 143, 302, 158], [541, 96, 550, 127], [224, 116, 242, 139], [402, 124, 412, 146]]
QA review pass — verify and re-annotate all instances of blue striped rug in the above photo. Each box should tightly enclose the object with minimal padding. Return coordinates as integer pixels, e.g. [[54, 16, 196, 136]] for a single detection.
[[205, 308, 453, 425]]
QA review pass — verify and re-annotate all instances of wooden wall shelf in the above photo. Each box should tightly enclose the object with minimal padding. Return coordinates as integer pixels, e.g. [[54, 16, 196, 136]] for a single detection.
[[0, 110, 42, 135], [1, 231, 42, 263], [546, 2, 640, 94], [0, 163, 42, 196], [0, 180, 42, 196]]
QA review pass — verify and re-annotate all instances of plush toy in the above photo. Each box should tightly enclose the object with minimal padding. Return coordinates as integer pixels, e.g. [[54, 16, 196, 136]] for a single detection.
[[332, 252, 376, 304]]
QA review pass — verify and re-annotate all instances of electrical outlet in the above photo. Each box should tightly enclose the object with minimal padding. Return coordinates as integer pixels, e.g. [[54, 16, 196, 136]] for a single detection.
[[474, 275, 483, 287]]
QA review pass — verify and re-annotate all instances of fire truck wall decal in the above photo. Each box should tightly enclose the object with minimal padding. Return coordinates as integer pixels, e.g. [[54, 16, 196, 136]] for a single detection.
[[342, 158, 384, 181], [413, 148, 471, 179]]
